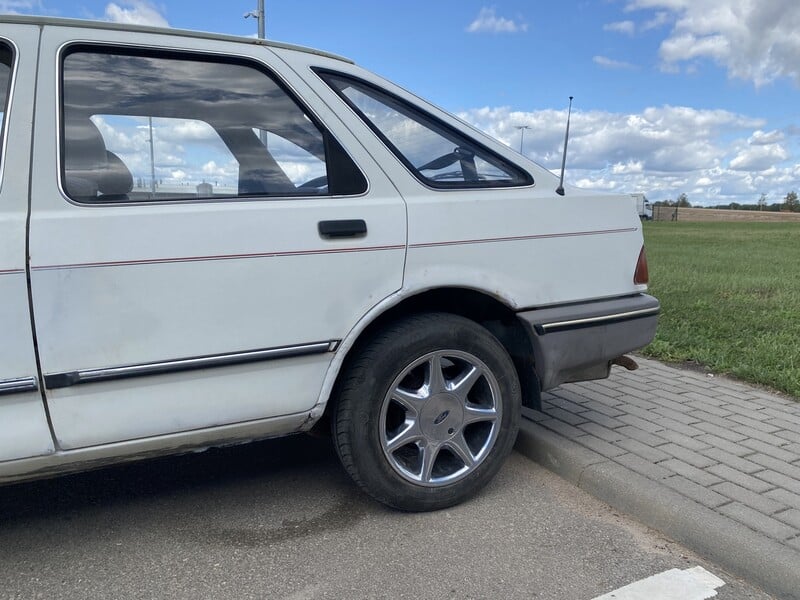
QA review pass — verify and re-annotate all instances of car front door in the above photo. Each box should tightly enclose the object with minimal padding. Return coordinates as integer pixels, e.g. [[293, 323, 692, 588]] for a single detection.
[[28, 27, 406, 450]]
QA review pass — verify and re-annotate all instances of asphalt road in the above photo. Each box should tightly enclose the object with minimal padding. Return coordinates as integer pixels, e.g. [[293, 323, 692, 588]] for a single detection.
[[0, 435, 775, 599]]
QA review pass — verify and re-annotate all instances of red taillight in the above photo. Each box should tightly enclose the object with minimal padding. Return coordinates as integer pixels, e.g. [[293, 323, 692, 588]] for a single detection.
[[634, 246, 649, 284]]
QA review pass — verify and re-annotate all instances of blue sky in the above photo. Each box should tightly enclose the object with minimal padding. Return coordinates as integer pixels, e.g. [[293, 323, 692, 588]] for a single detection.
[[5, 0, 799, 205]]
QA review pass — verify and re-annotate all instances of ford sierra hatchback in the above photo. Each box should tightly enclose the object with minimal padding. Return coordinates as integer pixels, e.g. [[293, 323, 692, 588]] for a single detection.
[[0, 16, 658, 511]]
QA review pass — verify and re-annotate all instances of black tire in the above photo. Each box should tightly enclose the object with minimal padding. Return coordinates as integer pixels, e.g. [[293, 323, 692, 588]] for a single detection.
[[332, 312, 521, 511]]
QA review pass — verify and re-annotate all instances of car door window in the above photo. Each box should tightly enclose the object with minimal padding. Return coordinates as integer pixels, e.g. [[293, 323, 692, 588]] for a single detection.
[[61, 47, 366, 203], [318, 71, 532, 189]]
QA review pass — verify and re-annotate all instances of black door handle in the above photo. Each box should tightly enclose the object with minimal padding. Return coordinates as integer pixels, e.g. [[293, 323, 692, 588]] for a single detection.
[[318, 219, 367, 238]]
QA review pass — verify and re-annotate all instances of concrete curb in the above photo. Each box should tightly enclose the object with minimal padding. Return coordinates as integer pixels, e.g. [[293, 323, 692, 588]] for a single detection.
[[516, 418, 800, 600]]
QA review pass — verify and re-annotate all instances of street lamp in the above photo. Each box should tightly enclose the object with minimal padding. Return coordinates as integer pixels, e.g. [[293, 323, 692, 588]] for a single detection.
[[244, 0, 266, 39], [514, 125, 531, 154]]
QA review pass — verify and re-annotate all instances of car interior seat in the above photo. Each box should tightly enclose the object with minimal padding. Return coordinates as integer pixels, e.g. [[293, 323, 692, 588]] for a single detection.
[[64, 119, 133, 203]]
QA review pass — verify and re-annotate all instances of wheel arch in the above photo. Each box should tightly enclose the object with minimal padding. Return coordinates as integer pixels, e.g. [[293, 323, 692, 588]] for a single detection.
[[311, 286, 542, 429]]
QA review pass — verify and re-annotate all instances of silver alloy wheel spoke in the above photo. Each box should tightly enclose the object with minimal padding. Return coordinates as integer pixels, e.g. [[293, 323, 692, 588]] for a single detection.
[[392, 388, 427, 415], [448, 364, 482, 401], [420, 441, 441, 482], [463, 405, 498, 425], [426, 354, 448, 395], [386, 421, 423, 452], [446, 433, 476, 468]]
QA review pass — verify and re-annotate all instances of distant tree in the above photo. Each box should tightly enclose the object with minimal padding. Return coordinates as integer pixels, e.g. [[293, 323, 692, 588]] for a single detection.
[[785, 191, 799, 212], [758, 194, 768, 210], [730, 202, 741, 210], [676, 193, 691, 208]]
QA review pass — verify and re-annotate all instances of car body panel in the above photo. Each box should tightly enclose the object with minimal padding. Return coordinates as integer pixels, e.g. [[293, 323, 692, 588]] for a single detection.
[[0, 24, 55, 462]]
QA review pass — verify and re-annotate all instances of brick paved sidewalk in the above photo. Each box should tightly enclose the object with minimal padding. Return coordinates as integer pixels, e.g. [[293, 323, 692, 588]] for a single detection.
[[517, 356, 800, 599]]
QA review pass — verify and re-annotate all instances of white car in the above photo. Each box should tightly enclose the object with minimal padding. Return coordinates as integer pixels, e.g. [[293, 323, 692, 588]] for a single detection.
[[0, 16, 659, 511]]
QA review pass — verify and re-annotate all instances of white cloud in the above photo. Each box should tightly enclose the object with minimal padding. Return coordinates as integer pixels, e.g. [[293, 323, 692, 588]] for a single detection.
[[466, 7, 528, 34], [157, 120, 218, 143], [642, 11, 672, 31], [603, 12, 671, 36], [625, 0, 800, 86], [604, 20, 636, 35], [593, 55, 637, 70], [459, 104, 798, 205], [104, 1, 169, 27], [748, 129, 784, 145], [612, 161, 645, 174], [574, 176, 619, 190], [729, 143, 789, 171]]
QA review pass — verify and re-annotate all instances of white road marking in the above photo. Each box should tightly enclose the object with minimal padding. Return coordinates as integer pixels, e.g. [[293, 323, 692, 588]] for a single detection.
[[591, 566, 726, 600]]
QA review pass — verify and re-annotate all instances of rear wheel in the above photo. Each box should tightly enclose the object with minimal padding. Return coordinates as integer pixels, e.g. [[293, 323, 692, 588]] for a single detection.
[[332, 313, 521, 511]]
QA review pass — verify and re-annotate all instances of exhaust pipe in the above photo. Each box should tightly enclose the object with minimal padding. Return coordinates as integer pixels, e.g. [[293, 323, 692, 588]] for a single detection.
[[612, 355, 639, 371]]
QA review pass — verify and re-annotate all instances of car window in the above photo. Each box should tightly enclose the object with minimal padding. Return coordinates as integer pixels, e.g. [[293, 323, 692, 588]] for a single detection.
[[61, 47, 366, 203], [0, 42, 13, 176], [318, 71, 532, 189]]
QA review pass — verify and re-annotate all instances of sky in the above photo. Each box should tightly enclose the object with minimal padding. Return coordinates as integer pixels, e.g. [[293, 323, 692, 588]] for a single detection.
[[3, 0, 799, 205]]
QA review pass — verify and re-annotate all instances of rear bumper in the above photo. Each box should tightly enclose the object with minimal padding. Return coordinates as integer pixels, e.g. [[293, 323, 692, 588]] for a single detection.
[[517, 294, 660, 391]]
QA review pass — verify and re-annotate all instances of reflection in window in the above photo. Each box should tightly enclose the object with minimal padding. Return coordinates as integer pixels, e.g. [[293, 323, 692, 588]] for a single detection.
[[91, 115, 239, 199], [61, 48, 365, 203], [255, 129, 327, 192]]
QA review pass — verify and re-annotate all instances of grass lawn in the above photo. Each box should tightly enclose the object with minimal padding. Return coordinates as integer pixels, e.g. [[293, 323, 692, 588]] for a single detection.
[[641, 221, 800, 398]]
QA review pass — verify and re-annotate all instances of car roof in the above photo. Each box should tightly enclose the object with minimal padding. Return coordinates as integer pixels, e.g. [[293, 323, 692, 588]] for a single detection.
[[0, 14, 354, 64]]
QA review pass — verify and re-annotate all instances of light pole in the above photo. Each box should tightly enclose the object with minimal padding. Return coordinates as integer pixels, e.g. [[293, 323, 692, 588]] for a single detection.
[[514, 125, 531, 154], [244, 0, 266, 39], [245, 1, 267, 146], [147, 116, 156, 197]]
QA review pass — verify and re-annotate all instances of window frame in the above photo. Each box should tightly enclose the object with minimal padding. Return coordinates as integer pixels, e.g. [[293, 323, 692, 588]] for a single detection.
[[314, 68, 534, 191], [0, 37, 18, 194], [57, 42, 368, 206]]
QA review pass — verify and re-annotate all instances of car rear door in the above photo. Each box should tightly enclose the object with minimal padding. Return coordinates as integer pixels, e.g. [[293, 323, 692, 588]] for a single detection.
[[27, 25, 406, 449], [0, 23, 55, 462]]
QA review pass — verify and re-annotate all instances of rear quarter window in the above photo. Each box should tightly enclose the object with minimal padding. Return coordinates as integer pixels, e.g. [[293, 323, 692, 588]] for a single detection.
[[317, 70, 532, 190]]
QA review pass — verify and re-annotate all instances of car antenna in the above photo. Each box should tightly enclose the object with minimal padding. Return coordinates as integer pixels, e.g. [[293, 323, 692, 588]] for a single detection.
[[555, 96, 573, 196]]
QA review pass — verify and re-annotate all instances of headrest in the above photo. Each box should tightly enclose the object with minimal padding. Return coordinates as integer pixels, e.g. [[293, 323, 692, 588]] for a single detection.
[[64, 119, 133, 200]]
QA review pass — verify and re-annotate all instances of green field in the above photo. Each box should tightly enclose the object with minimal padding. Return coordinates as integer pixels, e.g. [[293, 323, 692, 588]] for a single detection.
[[641, 221, 800, 398]]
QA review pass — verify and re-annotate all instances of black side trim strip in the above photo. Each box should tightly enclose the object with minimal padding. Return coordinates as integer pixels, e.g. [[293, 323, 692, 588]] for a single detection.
[[0, 377, 39, 396], [535, 307, 661, 335], [44, 341, 336, 390]]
